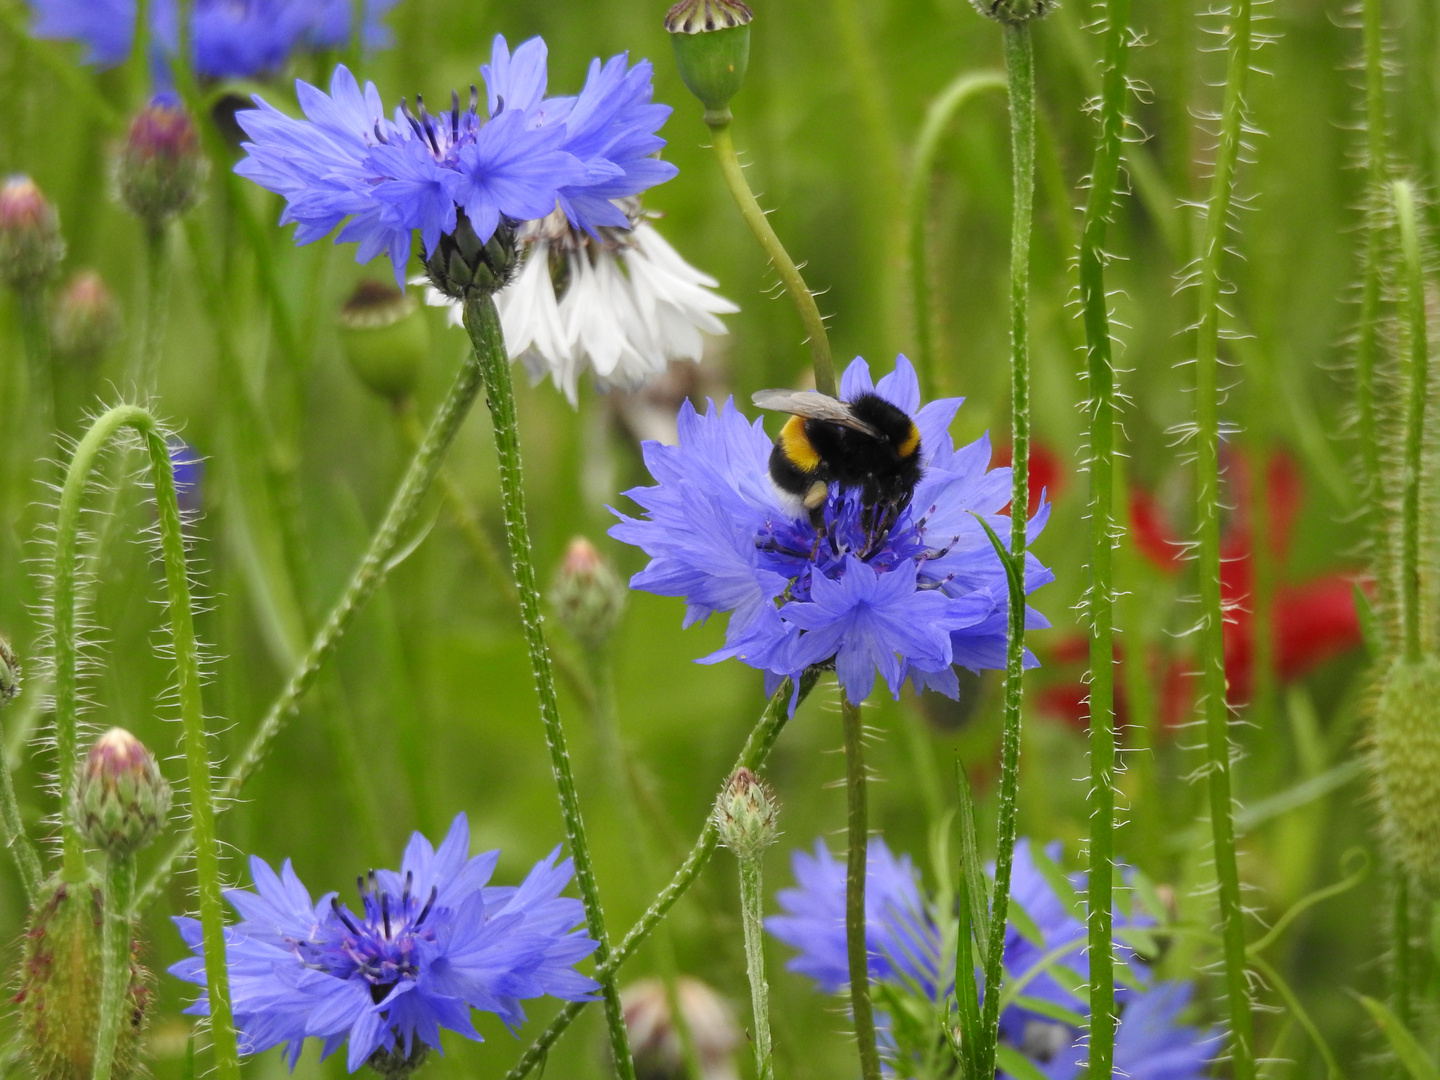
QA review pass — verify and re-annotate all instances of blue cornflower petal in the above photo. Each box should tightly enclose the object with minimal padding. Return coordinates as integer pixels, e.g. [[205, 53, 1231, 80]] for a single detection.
[[611, 355, 1051, 705], [169, 814, 599, 1072]]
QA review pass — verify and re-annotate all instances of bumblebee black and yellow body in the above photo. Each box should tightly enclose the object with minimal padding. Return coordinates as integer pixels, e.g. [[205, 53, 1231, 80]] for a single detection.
[[757, 389, 923, 534]]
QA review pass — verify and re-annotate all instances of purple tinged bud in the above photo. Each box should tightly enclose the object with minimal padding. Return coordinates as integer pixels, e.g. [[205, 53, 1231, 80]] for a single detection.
[[51, 270, 122, 364], [337, 279, 429, 406], [0, 175, 65, 289], [713, 767, 779, 858], [18, 878, 151, 1080], [551, 537, 627, 650], [117, 98, 207, 231], [0, 635, 18, 705], [72, 727, 172, 857]]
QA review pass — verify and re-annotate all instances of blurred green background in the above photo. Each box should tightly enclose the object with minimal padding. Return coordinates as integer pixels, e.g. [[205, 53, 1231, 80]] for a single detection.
[[0, 0, 1431, 1074]]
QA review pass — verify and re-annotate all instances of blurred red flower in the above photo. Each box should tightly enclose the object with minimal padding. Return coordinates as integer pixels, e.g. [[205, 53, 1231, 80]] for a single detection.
[[993, 441, 1066, 519]]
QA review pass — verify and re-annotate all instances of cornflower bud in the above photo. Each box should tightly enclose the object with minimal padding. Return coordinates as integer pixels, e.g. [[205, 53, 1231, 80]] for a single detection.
[[0, 635, 19, 704], [0, 175, 65, 290], [338, 280, 429, 406], [551, 537, 627, 650], [1374, 657, 1440, 884], [665, 0, 753, 116], [116, 96, 206, 232], [71, 728, 172, 857], [621, 976, 742, 1080], [424, 212, 520, 301], [18, 878, 150, 1080], [366, 1044, 430, 1079], [713, 767, 779, 858], [51, 270, 121, 364], [970, 0, 1053, 23]]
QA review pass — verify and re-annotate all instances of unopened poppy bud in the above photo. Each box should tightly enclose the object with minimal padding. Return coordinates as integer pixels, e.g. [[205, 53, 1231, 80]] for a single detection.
[[338, 280, 429, 406], [18, 877, 150, 1080], [0, 635, 19, 705], [971, 0, 1053, 23], [71, 728, 172, 857], [551, 537, 627, 650], [621, 976, 742, 1080], [116, 96, 206, 231], [664, 0, 753, 118], [713, 767, 779, 858], [51, 271, 122, 364], [0, 175, 65, 290], [1374, 657, 1440, 885]]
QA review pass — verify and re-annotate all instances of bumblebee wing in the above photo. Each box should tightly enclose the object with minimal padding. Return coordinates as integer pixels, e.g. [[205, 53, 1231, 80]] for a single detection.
[[750, 390, 882, 438]]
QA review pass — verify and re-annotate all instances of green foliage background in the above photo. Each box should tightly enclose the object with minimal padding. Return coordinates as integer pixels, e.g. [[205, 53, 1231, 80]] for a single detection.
[[0, 0, 1428, 1074]]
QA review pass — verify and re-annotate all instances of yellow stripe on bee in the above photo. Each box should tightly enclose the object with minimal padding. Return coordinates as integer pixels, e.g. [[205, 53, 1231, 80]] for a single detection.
[[780, 415, 822, 471], [897, 422, 920, 459]]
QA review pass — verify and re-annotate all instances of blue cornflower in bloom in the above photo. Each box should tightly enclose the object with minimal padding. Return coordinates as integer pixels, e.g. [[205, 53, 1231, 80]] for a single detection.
[[169, 814, 600, 1072], [233, 34, 678, 290], [167, 437, 203, 515], [766, 836, 1215, 1080], [27, 0, 400, 79], [609, 355, 1053, 706]]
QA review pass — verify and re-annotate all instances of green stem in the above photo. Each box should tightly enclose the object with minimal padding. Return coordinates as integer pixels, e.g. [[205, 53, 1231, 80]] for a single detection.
[[504, 671, 819, 1080], [704, 117, 836, 396], [18, 286, 55, 442], [906, 71, 1007, 397], [135, 226, 172, 392], [842, 698, 882, 1080], [0, 703, 41, 900], [134, 339, 488, 913], [1193, 1, 1256, 1073], [1393, 872, 1412, 1026], [461, 294, 634, 1080], [1076, 0, 1130, 1071], [1358, 0, 1390, 599], [1395, 178, 1428, 664], [90, 853, 135, 1080], [979, 21, 1036, 1078], [738, 855, 775, 1080]]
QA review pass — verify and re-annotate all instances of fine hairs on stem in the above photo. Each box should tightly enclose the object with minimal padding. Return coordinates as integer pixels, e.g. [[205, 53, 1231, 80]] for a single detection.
[[1076, 0, 1132, 1072], [704, 115, 836, 396], [91, 852, 136, 1080], [504, 671, 819, 1080], [134, 340, 490, 913], [50, 406, 241, 1080], [461, 293, 636, 1080], [842, 697, 882, 1080], [1190, 0, 1257, 1073]]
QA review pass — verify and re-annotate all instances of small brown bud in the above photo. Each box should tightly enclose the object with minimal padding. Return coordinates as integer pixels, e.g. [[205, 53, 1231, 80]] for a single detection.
[[72, 728, 172, 857], [51, 271, 122, 364], [0, 175, 65, 289], [551, 537, 627, 650]]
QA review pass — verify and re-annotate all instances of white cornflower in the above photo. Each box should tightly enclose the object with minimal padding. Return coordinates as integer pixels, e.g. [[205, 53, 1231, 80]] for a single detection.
[[423, 205, 738, 405]]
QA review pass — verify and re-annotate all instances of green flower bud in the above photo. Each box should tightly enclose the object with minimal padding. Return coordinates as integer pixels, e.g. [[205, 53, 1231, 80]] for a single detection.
[[1375, 657, 1440, 883], [116, 97, 207, 232], [17, 877, 151, 1080], [551, 537, 627, 650], [71, 728, 172, 857], [664, 0, 753, 117], [367, 1043, 430, 1079], [970, 0, 1054, 24], [712, 767, 779, 858], [0, 175, 65, 290], [338, 280, 430, 406], [424, 212, 520, 301], [51, 270, 122, 365], [0, 635, 19, 705]]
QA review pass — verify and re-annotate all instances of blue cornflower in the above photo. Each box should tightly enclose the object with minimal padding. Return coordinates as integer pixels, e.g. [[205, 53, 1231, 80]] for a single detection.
[[233, 35, 678, 287], [169, 814, 600, 1072], [27, 0, 400, 79], [609, 355, 1053, 706], [167, 437, 203, 515], [766, 836, 1215, 1080]]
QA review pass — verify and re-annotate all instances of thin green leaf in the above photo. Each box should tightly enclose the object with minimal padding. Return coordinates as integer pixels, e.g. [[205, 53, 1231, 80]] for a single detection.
[[955, 761, 992, 960], [954, 760, 988, 1078], [1009, 897, 1045, 949], [971, 513, 1026, 618], [1010, 993, 1086, 1029], [1358, 995, 1440, 1080], [1028, 844, 1083, 924], [996, 1044, 1053, 1080]]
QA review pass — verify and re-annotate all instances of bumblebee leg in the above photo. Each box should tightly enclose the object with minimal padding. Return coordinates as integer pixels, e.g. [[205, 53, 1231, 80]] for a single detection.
[[804, 480, 828, 531]]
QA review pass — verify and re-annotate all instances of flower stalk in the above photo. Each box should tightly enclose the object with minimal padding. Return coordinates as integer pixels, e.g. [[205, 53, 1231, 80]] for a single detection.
[[738, 854, 775, 1080], [504, 670, 818, 1080], [1076, 0, 1132, 1072], [461, 293, 635, 1080], [842, 698, 883, 1080], [90, 851, 136, 1080], [704, 117, 836, 396], [1394, 179, 1428, 665], [1192, 0, 1256, 1073], [1357, 0, 1389, 581]]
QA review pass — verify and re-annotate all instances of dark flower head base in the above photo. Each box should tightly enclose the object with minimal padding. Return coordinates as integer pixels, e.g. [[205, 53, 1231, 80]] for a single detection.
[[610, 355, 1054, 706]]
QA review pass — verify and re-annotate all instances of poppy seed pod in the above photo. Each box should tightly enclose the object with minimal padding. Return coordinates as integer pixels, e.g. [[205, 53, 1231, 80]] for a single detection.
[[1374, 657, 1440, 884], [338, 280, 430, 405], [970, 0, 1054, 23], [665, 0, 752, 117]]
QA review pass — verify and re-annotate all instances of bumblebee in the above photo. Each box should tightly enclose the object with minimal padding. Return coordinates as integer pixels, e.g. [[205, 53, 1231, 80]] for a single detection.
[[752, 389, 922, 540]]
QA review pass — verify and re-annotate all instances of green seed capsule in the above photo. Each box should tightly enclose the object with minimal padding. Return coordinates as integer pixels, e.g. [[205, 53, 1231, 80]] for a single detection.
[[665, 0, 753, 117], [338, 280, 429, 406], [1374, 657, 1440, 883]]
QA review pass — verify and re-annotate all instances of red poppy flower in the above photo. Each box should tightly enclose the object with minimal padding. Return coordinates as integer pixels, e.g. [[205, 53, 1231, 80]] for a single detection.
[[993, 441, 1066, 519]]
